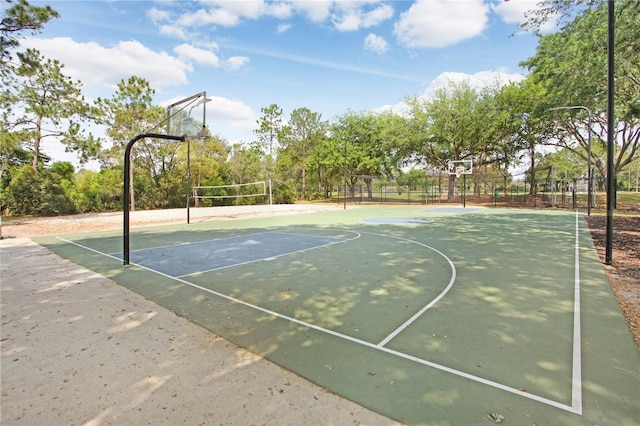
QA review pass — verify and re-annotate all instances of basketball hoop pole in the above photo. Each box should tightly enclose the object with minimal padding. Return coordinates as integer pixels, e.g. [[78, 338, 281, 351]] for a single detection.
[[463, 173, 466, 208], [123, 133, 185, 265], [185, 94, 210, 224]]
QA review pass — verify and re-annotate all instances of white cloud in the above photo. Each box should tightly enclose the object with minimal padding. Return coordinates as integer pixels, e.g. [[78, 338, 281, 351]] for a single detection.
[[147, 7, 171, 24], [159, 24, 188, 40], [293, 0, 333, 23], [178, 8, 239, 27], [277, 23, 293, 34], [376, 69, 525, 116], [149, 1, 391, 38], [203, 95, 257, 137], [207, 0, 265, 20], [169, 1, 292, 29], [492, 0, 559, 33], [267, 2, 294, 19], [425, 70, 524, 96], [361, 3, 394, 27], [174, 43, 221, 67], [332, 3, 394, 32], [364, 33, 388, 55], [21, 37, 191, 91], [207, 96, 254, 121], [394, 0, 489, 48], [333, 11, 361, 32], [224, 56, 250, 70], [173, 43, 249, 71], [492, 0, 532, 24]]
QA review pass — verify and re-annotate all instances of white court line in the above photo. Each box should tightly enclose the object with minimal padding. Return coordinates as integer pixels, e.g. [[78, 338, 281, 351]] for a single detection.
[[366, 232, 457, 347], [56, 216, 583, 414], [572, 211, 583, 414]]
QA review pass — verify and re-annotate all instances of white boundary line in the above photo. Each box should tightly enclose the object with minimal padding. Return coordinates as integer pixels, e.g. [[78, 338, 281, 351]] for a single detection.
[[56, 215, 583, 414], [572, 211, 583, 414]]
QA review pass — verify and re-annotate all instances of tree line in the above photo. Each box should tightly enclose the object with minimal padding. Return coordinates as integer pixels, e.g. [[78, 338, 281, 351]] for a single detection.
[[1, 0, 638, 216]]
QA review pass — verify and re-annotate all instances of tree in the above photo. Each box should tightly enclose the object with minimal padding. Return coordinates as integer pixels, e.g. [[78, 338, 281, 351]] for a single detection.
[[97, 76, 162, 211], [495, 80, 551, 195], [4, 164, 75, 215], [68, 168, 121, 212], [330, 110, 400, 200], [538, 148, 586, 182], [279, 107, 325, 200], [406, 80, 490, 201], [180, 134, 229, 207], [521, 1, 639, 182], [1, 48, 100, 170], [254, 103, 283, 160], [226, 143, 273, 204], [1, 0, 59, 65]]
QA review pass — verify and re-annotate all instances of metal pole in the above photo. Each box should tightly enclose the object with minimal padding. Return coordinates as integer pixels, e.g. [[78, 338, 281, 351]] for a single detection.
[[185, 94, 210, 224], [123, 133, 185, 265], [343, 139, 347, 210], [605, 0, 615, 265], [187, 139, 190, 224], [587, 113, 592, 215]]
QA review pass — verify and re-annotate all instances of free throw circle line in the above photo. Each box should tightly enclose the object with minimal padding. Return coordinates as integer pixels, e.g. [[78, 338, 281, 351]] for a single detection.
[[359, 231, 456, 347]]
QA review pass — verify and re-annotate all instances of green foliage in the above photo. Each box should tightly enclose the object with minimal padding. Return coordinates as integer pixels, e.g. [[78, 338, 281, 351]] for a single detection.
[[278, 107, 326, 200], [0, 0, 59, 65], [397, 168, 426, 190], [254, 103, 283, 159], [1, 0, 636, 214], [2, 48, 100, 169], [4, 164, 75, 215], [272, 180, 296, 204], [228, 144, 263, 185], [68, 168, 121, 212], [537, 148, 585, 181], [522, 1, 639, 177], [96, 76, 158, 164], [49, 161, 74, 181]]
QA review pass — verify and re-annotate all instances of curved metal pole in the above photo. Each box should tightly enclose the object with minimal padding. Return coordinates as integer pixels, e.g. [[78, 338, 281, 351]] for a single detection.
[[123, 133, 185, 265]]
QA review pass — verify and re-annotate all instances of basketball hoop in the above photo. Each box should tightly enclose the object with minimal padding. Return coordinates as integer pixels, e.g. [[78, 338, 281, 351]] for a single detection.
[[447, 159, 473, 177]]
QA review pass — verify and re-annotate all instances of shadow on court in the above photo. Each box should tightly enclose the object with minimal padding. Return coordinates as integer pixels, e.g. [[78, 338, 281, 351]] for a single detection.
[[36, 207, 640, 425]]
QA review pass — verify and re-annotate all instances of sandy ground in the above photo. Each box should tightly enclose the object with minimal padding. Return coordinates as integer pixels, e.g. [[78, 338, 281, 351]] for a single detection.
[[1, 205, 398, 426]]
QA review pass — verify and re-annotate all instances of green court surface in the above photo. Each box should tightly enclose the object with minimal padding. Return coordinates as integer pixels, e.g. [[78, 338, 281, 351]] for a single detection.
[[35, 206, 639, 425]]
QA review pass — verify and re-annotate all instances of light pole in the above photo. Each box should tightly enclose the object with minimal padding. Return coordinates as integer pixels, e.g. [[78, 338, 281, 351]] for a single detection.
[[605, 0, 614, 265], [343, 138, 347, 210], [547, 106, 593, 216]]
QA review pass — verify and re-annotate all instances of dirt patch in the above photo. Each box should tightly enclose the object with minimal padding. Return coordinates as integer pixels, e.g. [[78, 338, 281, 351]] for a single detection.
[[585, 214, 640, 348]]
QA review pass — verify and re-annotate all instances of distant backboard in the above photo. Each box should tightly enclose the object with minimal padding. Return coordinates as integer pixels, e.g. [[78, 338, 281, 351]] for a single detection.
[[166, 92, 209, 140], [447, 159, 473, 177]]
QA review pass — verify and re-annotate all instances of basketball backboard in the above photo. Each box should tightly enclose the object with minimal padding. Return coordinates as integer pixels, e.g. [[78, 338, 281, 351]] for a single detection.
[[165, 92, 209, 140], [447, 159, 473, 177]]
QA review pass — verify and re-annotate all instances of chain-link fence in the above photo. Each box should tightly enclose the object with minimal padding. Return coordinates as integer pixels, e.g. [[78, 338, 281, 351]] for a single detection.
[[332, 175, 614, 211]]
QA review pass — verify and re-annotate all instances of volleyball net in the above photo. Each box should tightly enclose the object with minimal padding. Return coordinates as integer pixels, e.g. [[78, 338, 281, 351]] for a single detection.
[[192, 181, 268, 204]]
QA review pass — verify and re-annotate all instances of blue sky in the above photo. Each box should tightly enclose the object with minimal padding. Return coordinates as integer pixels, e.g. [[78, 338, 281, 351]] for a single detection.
[[22, 0, 551, 167]]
